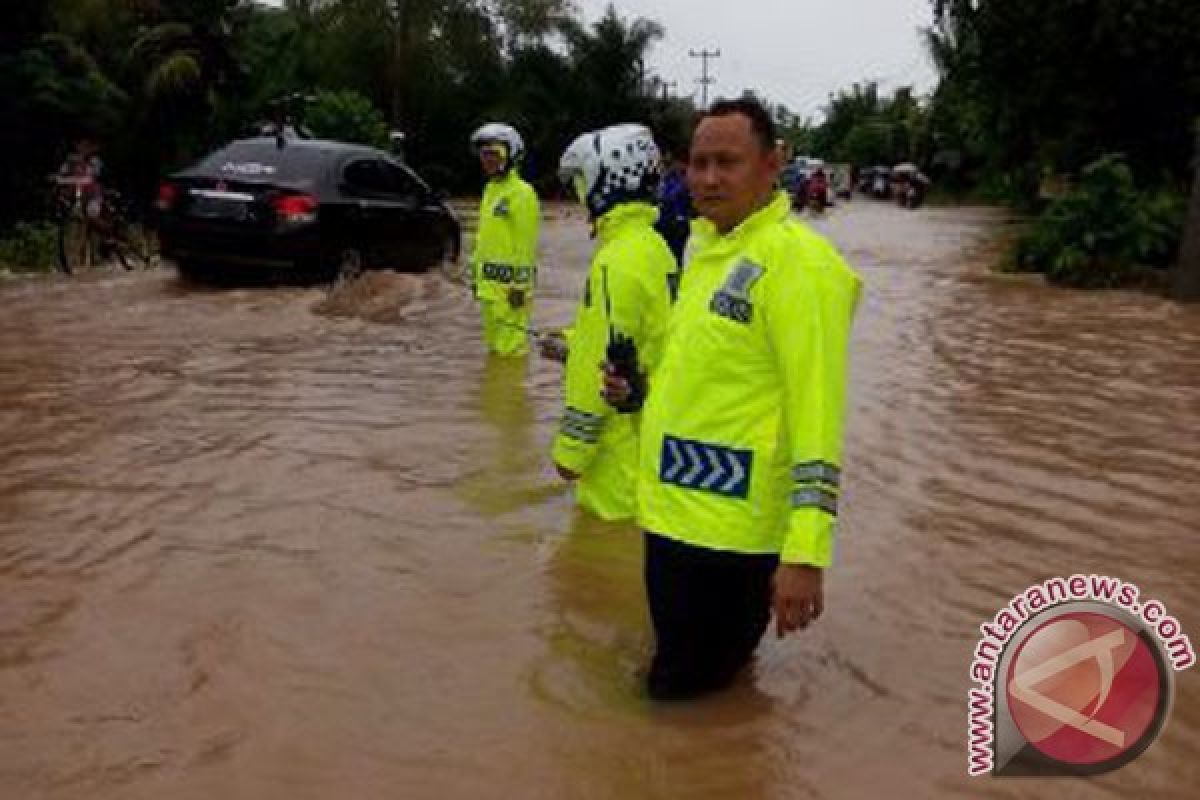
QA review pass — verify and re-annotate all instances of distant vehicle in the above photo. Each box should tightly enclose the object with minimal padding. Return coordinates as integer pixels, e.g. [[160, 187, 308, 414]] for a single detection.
[[781, 156, 832, 209], [827, 163, 854, 199], [779, 161, 808, 201], [859, 166, 892, 199], [891, 163, 931, 209], [155, 136, 460, 282]]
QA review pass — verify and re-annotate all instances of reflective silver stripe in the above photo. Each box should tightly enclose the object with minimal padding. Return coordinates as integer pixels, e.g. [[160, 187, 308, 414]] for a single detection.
[[562, 419, 602, 435], [560, 408, 604, 443], [559, 423, 599, 443], [791, 461, 841, 487], [563, 408, 603, 429], [791, 487, 838, 515], [480, 263, 535, 284]]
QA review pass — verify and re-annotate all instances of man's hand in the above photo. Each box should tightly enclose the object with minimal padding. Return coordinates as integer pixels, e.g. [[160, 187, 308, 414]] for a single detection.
[[507, 287, 526, 309], [771, 564, 824, 638], [555, 463, 580, 482], [538, 331, 568, 363], [600, 363, 631, 408]]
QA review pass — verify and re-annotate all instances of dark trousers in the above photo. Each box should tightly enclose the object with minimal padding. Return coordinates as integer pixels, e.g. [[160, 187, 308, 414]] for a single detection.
[[643, 532, 778, 701]]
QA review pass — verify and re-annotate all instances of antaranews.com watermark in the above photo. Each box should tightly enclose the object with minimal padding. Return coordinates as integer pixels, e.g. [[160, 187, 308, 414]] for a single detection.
[[968, 574, 1195, 777]]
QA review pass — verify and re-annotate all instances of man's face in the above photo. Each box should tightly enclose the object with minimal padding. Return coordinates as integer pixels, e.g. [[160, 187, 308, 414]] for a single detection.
[[687, 114, 780, 232], [479, 145, 507, 177]]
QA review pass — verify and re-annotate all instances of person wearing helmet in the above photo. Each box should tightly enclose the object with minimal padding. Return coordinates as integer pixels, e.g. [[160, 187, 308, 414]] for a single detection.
[[546, 124, 678, 521], [468, 123, 541, 356]]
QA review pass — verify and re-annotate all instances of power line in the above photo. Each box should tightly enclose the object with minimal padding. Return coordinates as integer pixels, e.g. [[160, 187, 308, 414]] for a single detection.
[[688, 48, 721, 110]]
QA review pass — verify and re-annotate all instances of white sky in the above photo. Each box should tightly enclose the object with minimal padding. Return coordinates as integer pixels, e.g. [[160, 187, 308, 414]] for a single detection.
[[578, 0, 939, 120], [256, 0, 939, 121]]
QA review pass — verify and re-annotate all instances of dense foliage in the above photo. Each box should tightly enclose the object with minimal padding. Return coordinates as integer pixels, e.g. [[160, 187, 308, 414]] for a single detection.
[[0, 0, 694, 231], [3, 0, 1197, 288]]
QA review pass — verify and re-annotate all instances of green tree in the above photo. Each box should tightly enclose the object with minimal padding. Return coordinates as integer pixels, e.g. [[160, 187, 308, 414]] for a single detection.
[[306, 89, 390, 147], [927, 0, 1200, 186]]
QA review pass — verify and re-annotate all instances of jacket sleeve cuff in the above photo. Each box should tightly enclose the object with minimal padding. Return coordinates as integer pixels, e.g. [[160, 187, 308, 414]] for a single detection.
[[552, 435, 597, 474], [780, 509, 836, 567]]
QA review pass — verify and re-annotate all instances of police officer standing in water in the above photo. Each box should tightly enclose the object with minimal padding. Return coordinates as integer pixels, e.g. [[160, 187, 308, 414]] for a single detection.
[[604, 98, 862, 701], [544, 124, 677, 521], [468, 123, 541, 357]]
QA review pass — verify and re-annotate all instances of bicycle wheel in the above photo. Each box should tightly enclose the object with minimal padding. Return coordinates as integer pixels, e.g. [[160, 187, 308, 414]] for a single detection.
[[110, 230, 153, 270], [58, 216, 91, 274]]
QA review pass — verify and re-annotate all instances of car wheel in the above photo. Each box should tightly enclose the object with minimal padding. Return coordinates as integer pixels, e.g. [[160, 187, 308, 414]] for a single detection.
[[176, 259, 208, 283], [337, 247, 364, 282]]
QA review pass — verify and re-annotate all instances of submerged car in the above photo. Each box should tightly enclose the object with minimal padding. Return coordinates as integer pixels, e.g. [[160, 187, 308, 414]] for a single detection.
[[155, 136, 460, 281]]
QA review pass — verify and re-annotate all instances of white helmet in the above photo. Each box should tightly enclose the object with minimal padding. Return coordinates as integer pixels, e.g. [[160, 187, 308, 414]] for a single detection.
[[558, 124, 661, 218], [469, 122, 525, 170]]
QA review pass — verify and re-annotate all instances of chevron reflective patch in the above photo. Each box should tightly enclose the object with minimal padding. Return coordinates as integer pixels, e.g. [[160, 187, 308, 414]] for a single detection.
[[659, 435, 752, 498]]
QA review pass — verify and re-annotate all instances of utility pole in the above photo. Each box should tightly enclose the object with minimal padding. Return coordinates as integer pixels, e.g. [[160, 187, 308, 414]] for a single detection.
[[661, 80, 678, 102], [688, 48, 721, 110], [1172, 125, 1200, 301]]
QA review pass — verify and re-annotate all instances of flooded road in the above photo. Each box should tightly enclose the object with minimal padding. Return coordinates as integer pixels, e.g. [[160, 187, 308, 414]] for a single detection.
[[1, 201, 1198, 798]]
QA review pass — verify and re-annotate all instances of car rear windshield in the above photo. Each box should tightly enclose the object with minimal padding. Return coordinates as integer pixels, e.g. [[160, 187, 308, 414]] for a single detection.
[[191, 142, 335, 188]]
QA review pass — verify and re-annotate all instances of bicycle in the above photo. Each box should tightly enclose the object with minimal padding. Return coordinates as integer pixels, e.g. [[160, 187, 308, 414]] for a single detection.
[[50, 175, 157, 274]]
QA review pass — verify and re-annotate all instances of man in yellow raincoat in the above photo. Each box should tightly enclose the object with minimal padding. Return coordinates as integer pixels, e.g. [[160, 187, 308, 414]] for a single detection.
[[604, 99, 862, 700], [469, 123, 540, 356]]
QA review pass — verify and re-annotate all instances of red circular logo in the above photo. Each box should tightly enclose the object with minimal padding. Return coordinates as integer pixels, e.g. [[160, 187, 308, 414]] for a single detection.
[[1005, 611, 1164, 767]]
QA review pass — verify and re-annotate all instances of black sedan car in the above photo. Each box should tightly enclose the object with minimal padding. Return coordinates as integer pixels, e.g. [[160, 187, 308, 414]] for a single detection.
[[155, 136, 460, 281]]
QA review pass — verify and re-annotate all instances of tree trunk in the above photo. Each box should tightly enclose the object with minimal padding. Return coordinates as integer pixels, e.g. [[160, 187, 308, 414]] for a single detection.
[[390, 0, 408, 125], [1172, 126, 1200, 301]]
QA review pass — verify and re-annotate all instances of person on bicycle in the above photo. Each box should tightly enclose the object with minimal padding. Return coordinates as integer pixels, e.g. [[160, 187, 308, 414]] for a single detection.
[[58, 137, 105, 220]]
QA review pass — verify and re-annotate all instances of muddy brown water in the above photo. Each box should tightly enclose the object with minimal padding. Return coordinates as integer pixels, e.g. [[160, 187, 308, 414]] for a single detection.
[[1, 201, 1198, 798]]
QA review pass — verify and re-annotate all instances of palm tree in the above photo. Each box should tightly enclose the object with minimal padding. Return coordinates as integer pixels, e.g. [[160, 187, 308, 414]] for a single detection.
[[130, 1, 245, 112], [560, 4, 663, 125]]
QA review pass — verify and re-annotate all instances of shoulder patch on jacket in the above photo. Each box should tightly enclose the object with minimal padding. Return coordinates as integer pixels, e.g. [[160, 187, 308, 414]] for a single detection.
[[709, 258, 764, 324]]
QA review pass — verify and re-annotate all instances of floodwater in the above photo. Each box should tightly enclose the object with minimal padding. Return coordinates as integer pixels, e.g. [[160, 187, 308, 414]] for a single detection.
[[1, 201, 1198, 798]]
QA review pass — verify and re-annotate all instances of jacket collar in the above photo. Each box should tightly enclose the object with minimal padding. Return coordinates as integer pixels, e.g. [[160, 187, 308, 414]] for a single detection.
[[594, 202, 659, 244], [488, 169, 521, 189], [691, 190, 791, 252]]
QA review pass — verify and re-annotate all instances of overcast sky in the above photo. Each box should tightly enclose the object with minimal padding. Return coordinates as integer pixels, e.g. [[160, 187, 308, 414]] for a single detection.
[[578, 0, 939, 120], [258, 0, 938, 120]]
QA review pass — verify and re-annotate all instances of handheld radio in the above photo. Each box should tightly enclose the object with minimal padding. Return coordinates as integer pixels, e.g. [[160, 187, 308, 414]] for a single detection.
[[602, 264, 646, 413]]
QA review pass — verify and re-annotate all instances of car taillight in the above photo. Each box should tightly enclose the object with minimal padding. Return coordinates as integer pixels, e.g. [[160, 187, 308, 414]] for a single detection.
[[273, 193, 318, 224], [155, 181, 179, 211]]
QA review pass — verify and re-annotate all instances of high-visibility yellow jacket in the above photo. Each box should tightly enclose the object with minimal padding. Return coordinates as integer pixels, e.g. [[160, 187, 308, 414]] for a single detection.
[[470, 170, 540, 301], [637, 192, 861, 566], [552, 202, 677, 520]]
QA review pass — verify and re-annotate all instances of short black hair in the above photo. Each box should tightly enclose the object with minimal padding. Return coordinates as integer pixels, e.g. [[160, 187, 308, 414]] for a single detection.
[[700, 97, 777, 152]]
